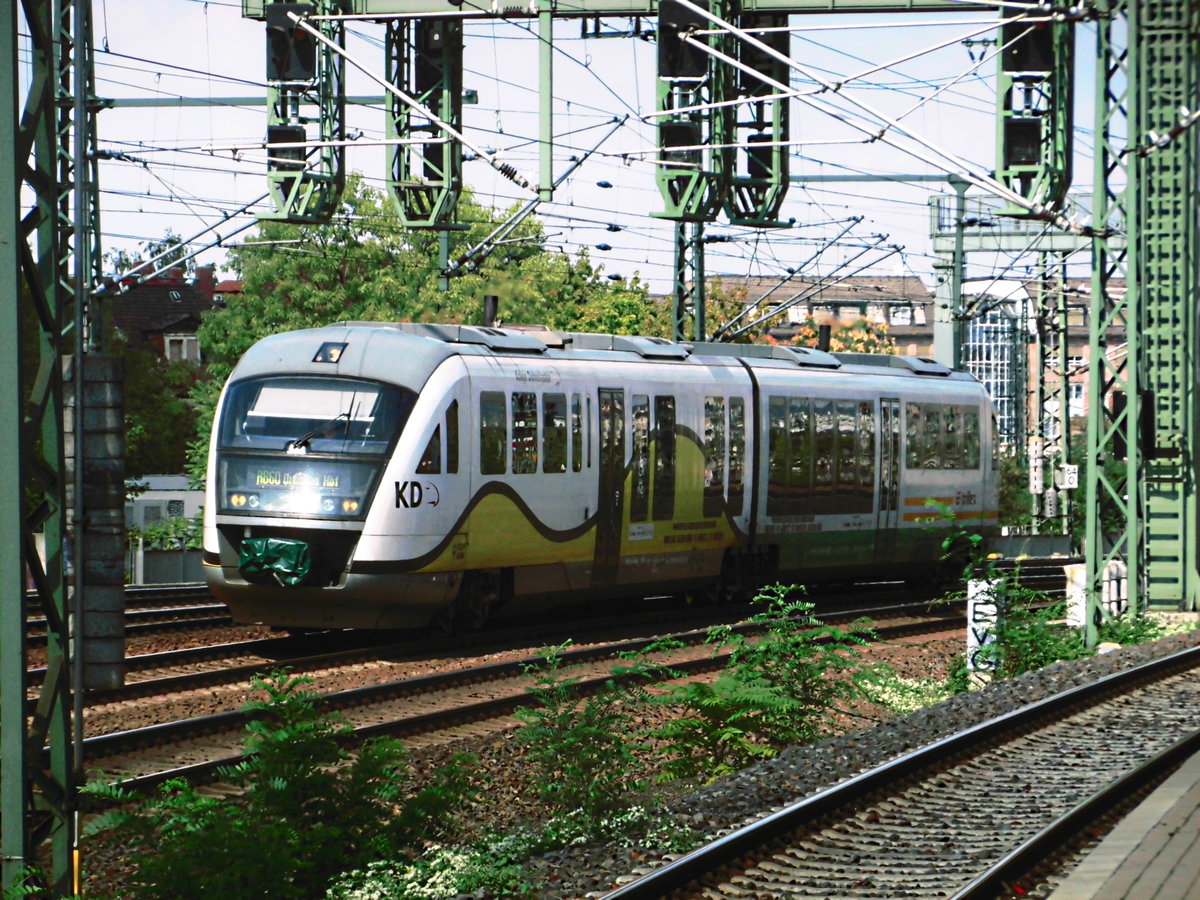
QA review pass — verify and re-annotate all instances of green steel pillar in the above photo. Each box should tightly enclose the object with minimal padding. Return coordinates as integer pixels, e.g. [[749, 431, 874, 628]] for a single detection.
[[3, 0, 76, 893], [931, 177, 968, 369], [539, 9, 553, 202], [724, 12, 790, 227], [1031, 255, 1073, 535], [1131, 0, 1200, 610], [672, 220, 706, 341], [262, 1, 345, 223], [1, 0, 25, 891], [654, 0, 732, 222], [995, 9, 1074, 215], [385, 16, 464, 229], [1085, 0, 1137, 640]]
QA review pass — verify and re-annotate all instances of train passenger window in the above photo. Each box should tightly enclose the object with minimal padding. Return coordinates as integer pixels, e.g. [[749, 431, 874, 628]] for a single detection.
[[905, 403, 922, 469], [813, 400, 835, 496], [571, 394, 583, 473], [767, 396, 787, 517], [417, 425, 441, 474], [854, 400, 873, 513], [857, 402, 875, 495], [653, 396, 676, 520], [511, 392, 538, 474], [480, 391, 507, 475], [446, 400, 459, 474], [631, 395, 650, 521], [837, 400, 857, 491], [963, 409, 981, 469], [923, 406, 942, 468], [542, 393, 567, 474], [728, 397, 745, 516], [942, 405, 962, 469], [789, 397, 812, 516], [703, 397, 725, 517]]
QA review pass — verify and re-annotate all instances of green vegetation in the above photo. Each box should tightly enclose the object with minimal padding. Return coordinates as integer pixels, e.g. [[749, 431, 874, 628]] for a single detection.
[[79, 575, 1175, 898], [935, 526, 1166, 686], [84, 671, 479, 900], [648, 585, 882, 781], [512, 641, 654, 821], [127, 514, 202, 551]]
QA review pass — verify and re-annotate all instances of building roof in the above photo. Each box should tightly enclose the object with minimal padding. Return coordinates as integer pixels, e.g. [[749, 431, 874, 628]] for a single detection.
[[702, 274, 934, 305], [108, 274, 218, 352]]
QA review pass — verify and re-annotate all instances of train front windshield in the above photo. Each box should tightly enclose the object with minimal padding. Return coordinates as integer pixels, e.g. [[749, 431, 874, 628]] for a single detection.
[[215, 375, 415, 520]]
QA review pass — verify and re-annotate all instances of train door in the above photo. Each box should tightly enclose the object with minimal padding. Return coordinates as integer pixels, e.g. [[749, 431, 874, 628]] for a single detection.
[[595, 388, 625, 586], [875, 398, 901, 561]]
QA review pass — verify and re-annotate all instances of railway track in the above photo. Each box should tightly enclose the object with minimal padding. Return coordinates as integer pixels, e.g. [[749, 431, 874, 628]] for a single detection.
[[25, 584, 231, 650], [80, 609, 960, 798], [604, 643, 1200, 898], [30, 578, 948, 697]]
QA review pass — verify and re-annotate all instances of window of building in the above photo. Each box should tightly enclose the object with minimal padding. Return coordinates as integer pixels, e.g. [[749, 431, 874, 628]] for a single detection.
[[165, 334, 200, 363], [1068, 381, 1086, 417]]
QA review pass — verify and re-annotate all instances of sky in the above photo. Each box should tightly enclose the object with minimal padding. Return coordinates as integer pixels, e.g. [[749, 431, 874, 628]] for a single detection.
[[37, 0, 1102, 297]]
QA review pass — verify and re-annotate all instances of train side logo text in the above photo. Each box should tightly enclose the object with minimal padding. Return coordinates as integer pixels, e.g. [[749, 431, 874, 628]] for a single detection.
[[395, 481, 439, 509]]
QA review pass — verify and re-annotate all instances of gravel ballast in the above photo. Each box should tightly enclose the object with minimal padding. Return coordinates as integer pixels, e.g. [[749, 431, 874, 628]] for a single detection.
[[510, 626, 1200, 898]]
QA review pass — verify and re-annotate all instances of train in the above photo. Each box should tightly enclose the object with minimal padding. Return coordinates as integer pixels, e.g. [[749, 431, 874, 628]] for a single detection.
[[202, 322, 999, 632]]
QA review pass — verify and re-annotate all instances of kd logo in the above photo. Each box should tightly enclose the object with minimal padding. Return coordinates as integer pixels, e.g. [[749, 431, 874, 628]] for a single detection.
[[395, 481, 424, 508]]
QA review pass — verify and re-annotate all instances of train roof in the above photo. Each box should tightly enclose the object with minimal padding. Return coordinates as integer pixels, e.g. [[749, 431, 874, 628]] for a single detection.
[[328, 322, 961, 378], [230, 322, 975, 389]]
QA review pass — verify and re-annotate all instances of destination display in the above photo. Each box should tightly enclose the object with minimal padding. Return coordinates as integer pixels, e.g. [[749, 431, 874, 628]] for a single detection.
[[219, 455, 375, 519]]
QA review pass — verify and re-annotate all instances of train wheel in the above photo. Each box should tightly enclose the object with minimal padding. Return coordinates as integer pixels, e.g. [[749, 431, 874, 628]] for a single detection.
[[433, 572, 499, 634], [456, 572, 497, 631]]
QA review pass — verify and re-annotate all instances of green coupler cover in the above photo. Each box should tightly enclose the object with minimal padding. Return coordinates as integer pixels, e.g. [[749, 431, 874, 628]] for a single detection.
[[239, 537, 312, 587]]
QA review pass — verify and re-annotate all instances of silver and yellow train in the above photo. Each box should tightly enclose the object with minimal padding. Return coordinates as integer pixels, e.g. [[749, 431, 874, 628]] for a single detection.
[[202, 322, 999, 631]]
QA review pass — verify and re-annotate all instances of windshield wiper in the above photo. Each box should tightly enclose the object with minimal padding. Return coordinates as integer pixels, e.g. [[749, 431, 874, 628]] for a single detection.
[[286, 412, 350, 453]]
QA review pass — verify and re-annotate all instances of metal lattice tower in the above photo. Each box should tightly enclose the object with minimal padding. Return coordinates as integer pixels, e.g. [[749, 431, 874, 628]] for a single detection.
[[1085, 0, 1200, 617], [3, 0, 88, 892]]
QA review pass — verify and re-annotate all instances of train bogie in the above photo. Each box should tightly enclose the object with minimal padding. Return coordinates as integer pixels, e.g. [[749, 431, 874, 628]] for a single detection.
[[203, 324, 998, 631]]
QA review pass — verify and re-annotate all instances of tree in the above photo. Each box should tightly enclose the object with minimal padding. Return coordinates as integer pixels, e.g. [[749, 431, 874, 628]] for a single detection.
[[762, 315, 896, 354], [122, 345, 203, 478], [703, 279, 773, 343], [105, 228, 194, 279]]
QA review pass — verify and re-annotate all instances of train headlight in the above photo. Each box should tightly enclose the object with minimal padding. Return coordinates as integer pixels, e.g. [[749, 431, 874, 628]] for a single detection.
[[341, 498, 359, 513], [247, 493, 261, 509], [322, 497, 337, 513], [229, 493, 247, 508]]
